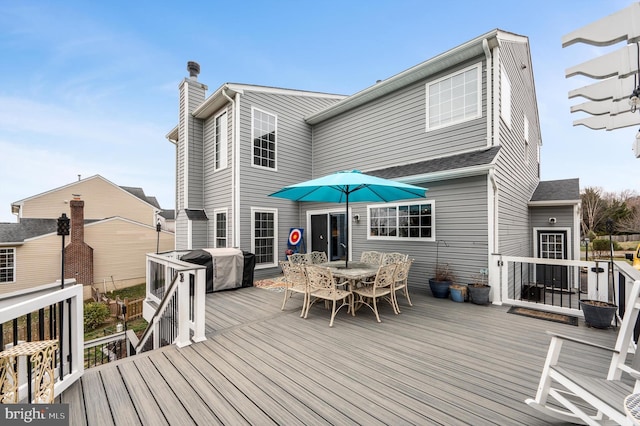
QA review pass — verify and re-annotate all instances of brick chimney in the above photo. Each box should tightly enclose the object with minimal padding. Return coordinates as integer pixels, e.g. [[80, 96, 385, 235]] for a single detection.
[[65, 195, 93, 286]]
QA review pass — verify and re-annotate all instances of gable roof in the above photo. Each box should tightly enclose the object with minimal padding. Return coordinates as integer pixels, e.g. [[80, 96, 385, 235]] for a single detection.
[[529, 178, 580, 205], [367, 147, 501, 182], [120, 186, 161, 208], [305, 29, 528, 125], [11, 175, 164, 212]]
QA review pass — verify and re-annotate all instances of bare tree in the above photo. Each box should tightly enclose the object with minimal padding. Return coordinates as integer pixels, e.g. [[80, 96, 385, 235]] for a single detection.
[[581, 187, 606, 236], [618, 194, 640, 233]]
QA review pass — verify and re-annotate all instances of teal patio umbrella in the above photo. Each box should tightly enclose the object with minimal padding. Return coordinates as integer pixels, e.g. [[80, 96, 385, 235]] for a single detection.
[[269, 170, 427, 268]]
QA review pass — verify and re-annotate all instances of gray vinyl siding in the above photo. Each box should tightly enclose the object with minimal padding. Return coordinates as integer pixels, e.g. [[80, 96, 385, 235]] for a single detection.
[[529, 207, 574, 229], [203, 105, 233, 247], [300, 175, 489, 288], [237, 91, 342, 276], [175, 211, 189, 250], [186, 83, 206, 210], [311, 57, 488, 176], [494, 39, 542, 258], [191, 220, 208, 249]]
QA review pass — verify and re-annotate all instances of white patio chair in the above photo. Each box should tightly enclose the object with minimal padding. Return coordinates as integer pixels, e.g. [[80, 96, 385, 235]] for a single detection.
[[279, 261, 308, 317], [391, 259, 414, 313], [525, 279, 640, 425], [303, 265, 352, 327], [360, 251, 382, 265], [309, 251, 328, 264], [288, 253, 310, 265], [352, 263, 398, 322], [381, 252, 408, 265]]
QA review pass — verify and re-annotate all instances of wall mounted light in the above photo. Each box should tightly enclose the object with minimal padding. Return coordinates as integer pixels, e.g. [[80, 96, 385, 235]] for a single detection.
[[353, 213, 360, 223], [548, 217, 557, 224]]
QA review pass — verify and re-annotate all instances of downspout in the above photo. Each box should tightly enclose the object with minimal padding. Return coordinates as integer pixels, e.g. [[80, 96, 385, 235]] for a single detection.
[[221, 87, 241, 248], [488, 168, 500, 303], [483, 39, 493, 147], [484, 38, 500, 302]]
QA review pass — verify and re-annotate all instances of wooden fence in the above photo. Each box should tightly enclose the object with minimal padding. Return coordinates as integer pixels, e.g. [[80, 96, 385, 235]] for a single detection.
[[91, 287, 143, 321]]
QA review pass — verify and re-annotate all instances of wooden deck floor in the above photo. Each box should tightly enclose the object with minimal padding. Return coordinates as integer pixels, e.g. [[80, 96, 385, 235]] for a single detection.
[[61, 284, 621, 425]]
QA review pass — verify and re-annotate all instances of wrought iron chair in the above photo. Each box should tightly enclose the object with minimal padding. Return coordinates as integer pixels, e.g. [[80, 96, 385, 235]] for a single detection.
[[288, 253, 310, 265], [304, 265, 352, 327], [360, 251, 382, 265], [391, 259, 414, 313], [309, 251, 328, 264], [352, 263, 398, 322], [381, 252, 408, 265], [279, 261, 308, 316]]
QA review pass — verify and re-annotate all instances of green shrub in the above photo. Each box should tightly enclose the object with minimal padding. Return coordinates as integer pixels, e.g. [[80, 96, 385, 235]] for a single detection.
[[591, 239, 610, 251], [84, 302, 110, 331]]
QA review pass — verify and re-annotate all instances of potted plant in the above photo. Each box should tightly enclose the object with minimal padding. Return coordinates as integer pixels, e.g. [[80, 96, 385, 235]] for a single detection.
[[580, 220, 618, 328], [449, 283, 467, 302], [428, 240, 453, 298], [429, 263, 454, 298], [468, 270, 491, 305]]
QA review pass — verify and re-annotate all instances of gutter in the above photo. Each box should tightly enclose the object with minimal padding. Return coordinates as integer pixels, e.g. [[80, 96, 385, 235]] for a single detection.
[[397, 163, 494, 185]]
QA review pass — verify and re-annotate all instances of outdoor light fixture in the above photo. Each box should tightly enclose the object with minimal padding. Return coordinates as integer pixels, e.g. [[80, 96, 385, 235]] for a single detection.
[[57, 213, 70, 289], [353, 213, 360, 223], [156, 220, 161, 254]]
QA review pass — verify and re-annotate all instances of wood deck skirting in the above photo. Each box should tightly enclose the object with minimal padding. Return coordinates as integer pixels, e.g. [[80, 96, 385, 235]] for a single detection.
[[61, 285, 620, 425]]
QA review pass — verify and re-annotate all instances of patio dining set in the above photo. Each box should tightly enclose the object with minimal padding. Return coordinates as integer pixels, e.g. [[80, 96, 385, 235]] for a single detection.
[[280, 251, 414, 327]]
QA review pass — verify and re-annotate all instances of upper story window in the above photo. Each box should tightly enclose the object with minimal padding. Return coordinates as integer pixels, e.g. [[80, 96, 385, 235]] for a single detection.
[[368, 201, 435, 242], [0, 248, 15, 283], [501, 69, 512, 128], [252, 108, 277, 170], [426, 63, 481, 131], [214, 111, 228, 171], [214, 209, 227, 248]]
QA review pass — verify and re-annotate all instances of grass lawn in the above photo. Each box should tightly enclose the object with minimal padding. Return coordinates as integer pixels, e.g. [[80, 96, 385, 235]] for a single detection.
[[84, 283, 147, 341]]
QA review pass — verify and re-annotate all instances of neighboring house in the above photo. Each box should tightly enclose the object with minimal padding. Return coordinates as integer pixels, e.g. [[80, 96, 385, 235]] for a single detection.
[[1, 176, 174, 299], [168, 29, 581, 299]]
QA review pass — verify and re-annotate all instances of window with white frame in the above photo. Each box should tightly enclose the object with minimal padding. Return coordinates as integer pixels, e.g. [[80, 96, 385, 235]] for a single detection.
[[0, 248, 15, 283], [501, 69, 512, 128], [214, 111, 228, 171], [368, 201, 435, 241], [251, 208, 278, 266], [252, 108, 277, 169], [426, 63, 481, 131], [214, 209, 227, 248]]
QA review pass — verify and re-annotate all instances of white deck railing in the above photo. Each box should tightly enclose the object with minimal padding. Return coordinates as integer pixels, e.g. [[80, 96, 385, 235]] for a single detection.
[[139, 252, 206, 353], [494, 254, 640, 317], [0, 281, 83, 402]]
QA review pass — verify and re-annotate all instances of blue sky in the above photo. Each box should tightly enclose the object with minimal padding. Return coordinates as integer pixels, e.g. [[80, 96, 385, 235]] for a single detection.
[[0, 0, 637, 223]]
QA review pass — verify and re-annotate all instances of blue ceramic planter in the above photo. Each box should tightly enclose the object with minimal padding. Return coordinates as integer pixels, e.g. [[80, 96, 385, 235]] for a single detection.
[[450, 284, 466, 302], [429, 279, 451, 298]]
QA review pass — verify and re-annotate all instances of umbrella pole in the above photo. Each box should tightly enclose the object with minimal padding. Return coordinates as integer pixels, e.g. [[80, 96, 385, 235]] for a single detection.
[[345, 194, 349, 269]]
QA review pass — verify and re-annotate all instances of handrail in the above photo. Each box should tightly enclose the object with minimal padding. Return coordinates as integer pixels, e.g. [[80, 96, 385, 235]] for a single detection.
[[0, 283, 83, 402], [135, 272, 180, 353]]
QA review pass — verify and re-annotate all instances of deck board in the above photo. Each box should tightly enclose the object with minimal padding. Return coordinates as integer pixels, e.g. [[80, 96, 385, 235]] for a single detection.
[[65, 284, 622, 425]]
